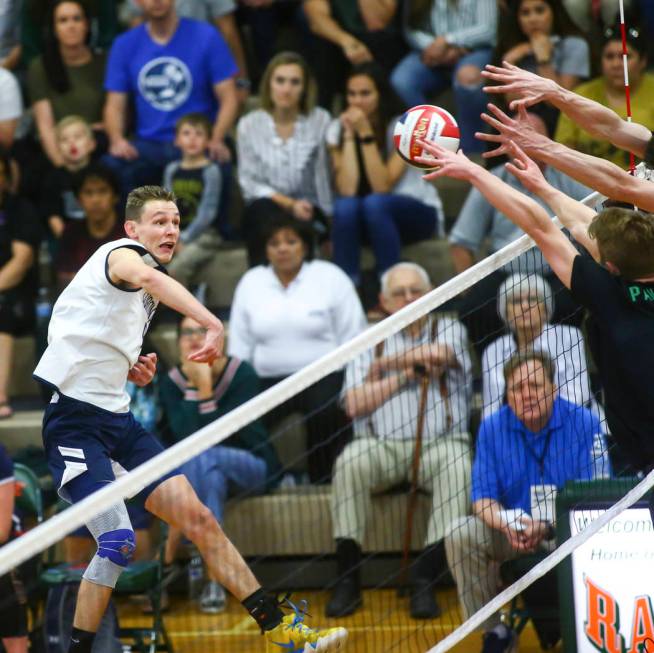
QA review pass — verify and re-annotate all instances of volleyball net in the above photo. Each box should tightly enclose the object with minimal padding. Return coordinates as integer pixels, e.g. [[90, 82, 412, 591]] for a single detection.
[[3, 185, 654, 652]]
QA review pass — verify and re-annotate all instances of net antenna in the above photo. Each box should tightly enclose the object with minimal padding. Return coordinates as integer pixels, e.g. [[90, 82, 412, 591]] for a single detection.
[[619, 0, 636, 175]]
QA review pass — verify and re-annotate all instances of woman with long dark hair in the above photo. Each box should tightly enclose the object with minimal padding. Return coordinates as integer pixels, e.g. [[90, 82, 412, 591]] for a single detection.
[[495, 0, 589, 91], [327, 62, 443, 288], [27, 0, 107, 166]]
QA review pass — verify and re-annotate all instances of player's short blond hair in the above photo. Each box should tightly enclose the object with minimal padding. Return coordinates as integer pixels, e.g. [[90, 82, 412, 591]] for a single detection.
[[125, 186, 177, 222], [55, 115, 93, 140], [589, 207, 654, 280]]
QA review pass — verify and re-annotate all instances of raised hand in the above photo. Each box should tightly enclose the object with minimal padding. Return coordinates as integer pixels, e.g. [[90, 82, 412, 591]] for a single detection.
[[415, 138, 478, 182], [187, 324, 224, 365], [504, 141, 548, 194], [482, 61, 559, 111], [476, 103, 549, 159]]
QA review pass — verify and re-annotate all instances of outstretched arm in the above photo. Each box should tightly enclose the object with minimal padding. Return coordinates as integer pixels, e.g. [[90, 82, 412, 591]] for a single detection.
[[417, 139, 578, 289], [502, 142, 600, 260], [482, 62, 652, 157], [107, 248, 224, 363], [478, 103, 654, 212]]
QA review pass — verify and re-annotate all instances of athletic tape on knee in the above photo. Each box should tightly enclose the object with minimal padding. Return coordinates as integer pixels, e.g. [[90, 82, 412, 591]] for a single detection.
[[82, 502, 135, 588]]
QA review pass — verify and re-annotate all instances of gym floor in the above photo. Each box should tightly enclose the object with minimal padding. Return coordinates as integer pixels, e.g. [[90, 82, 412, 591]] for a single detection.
[[117, 587, 556, 652]]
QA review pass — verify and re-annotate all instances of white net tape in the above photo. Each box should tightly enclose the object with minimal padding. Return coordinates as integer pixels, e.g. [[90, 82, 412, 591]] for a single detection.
[[0, 189, 604, 586]]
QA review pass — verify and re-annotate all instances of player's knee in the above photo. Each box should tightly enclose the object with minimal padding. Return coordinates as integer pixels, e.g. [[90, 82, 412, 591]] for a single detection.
[[455, 65, 483, 88], [183, 503, 214, 542], [83, 528, 135, 588], [98, 528, 136, 566]]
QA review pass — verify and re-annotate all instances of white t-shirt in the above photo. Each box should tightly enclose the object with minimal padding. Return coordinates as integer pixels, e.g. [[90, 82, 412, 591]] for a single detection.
[[0, 68, 22, 122], [34, 239, 163, 413], [228, 260, 367, 378]]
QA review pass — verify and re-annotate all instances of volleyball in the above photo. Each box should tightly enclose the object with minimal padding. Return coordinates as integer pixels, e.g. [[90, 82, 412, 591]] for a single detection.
[[393, 104, 460, 169]]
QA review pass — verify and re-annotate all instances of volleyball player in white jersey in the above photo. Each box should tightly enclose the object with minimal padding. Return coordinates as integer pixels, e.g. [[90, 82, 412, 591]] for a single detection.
[[33, 186, 348, 653]]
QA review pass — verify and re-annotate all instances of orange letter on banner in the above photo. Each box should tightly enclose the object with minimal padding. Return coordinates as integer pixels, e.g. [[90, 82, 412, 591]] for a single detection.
[[584, 576, 625, 653], [629, 596, 654, 653]]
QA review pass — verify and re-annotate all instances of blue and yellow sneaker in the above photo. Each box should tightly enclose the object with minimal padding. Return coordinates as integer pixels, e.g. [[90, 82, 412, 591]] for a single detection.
[[265, 599, 348, 652]]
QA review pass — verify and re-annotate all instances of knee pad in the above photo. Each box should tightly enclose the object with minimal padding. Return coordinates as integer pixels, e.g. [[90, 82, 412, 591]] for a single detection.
[[82, 502, 135, 588]]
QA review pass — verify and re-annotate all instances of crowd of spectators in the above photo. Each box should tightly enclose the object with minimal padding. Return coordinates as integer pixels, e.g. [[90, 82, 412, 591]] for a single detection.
[[0, 0, 652, 644]]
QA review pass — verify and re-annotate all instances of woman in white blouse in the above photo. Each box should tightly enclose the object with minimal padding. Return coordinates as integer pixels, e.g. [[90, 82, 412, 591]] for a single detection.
[[481, 273, 595, 419], [228, 216, 367, 482], [237, 51, 333, 266]]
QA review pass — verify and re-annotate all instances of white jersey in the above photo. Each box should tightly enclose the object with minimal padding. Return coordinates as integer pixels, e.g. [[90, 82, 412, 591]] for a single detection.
[[34, 238, 163, 413]]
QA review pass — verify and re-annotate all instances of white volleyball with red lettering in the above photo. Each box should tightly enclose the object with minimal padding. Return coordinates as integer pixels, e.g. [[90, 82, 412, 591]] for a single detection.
[[393, 105, 460, 169]]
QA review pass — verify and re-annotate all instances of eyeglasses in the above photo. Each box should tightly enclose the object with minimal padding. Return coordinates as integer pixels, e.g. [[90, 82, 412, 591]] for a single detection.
[[180, 327, 207, 337]]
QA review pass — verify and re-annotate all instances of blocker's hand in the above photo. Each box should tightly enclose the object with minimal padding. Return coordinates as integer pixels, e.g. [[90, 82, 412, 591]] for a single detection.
[[504, 141, 548, 194], [482, 61, 559, 111], [476, 103, 549, 160], [187, 324, 224, 365], [128, 352, 157, 387], [415, 138, 478, 182]]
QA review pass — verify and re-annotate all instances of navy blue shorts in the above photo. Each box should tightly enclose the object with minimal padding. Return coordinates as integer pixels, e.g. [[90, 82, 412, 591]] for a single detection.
[[43, 392, 181, 505]]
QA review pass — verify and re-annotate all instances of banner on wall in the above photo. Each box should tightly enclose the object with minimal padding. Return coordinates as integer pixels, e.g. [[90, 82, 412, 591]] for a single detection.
[[570, 507, 654, 653]]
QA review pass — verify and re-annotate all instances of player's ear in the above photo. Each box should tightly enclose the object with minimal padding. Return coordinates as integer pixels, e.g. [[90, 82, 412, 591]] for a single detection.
[[124, 219, 138, 239]]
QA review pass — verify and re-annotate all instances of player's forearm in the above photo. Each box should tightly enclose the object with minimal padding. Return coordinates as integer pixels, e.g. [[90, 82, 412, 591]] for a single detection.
[[549, 86, 651, 157], [529, 139, 627, 199], [142, 269, 222, 332], [468, 166, 553, 240], [536, 184, 595, 232]]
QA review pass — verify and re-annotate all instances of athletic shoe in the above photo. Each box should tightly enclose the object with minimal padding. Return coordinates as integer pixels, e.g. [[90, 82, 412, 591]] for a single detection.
[[481, 627, 516, 653], [266, 599, 348, 652], [200, 581, 227, 614]]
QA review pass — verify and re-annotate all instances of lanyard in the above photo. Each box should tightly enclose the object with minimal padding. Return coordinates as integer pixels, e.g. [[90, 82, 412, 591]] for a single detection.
[[519, 426, 554, 480]]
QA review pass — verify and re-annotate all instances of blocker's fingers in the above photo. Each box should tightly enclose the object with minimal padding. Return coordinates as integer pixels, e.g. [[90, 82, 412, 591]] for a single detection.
[[482, 145, 508, 159], [482, 83, 512, 94], [480, 112, 508, 133], [415, 137, 445, 155], [475, 130, 503, 142], [486, 102, 514, 123]]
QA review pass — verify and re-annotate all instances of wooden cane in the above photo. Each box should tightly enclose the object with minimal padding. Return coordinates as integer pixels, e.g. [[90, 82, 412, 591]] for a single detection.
[[397, 367, 431, 595]]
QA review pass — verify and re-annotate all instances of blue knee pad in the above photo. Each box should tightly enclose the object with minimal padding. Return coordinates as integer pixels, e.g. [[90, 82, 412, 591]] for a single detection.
[[97, 529, 136, 567]]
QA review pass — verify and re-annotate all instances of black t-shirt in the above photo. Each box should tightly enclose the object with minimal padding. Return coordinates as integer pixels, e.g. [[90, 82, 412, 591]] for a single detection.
[[571, 252, 654, 469], [0, 195, 40, 301], [40, 166, 85, 225], [645, 132, 654, 168]]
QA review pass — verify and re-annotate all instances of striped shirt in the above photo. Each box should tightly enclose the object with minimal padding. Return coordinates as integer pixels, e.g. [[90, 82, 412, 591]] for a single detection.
[[236, 107, 333, 215], [405, 0, 497, 51]]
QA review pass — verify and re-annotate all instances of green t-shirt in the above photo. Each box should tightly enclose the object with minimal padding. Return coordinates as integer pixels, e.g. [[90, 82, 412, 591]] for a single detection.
[[27, 51, 106, 124]]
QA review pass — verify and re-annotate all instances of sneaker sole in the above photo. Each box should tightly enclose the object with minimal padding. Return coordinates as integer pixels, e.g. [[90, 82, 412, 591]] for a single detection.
[[308, 627, 348, 652]]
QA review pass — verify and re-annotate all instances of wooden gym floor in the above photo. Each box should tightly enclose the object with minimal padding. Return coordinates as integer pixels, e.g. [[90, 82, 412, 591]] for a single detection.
[[118, 587, 559, 652]]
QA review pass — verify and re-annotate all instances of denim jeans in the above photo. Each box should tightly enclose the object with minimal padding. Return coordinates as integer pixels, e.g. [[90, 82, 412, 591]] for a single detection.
[[332, 193, 437, 284], [390, 48, 493, 152], [181, 445, 267, 524]]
